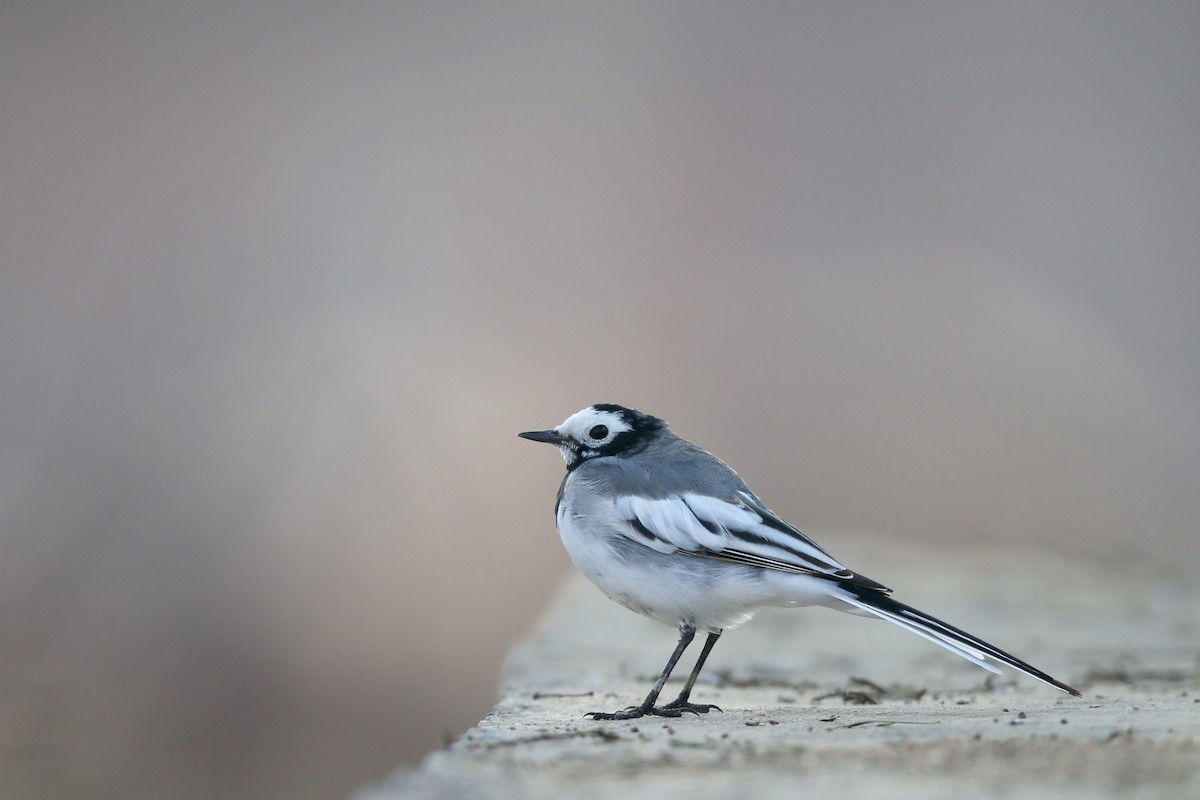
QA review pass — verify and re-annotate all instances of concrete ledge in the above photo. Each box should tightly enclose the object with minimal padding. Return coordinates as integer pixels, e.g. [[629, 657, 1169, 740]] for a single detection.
[[359, 538, 1199, 799]]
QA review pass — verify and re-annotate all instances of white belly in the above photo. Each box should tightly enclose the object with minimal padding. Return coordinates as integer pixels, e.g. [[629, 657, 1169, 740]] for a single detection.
[[556, 505, 833, 632]]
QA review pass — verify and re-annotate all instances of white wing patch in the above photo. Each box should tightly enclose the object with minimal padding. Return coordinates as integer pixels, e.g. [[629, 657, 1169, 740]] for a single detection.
[[611, 491, 858, 581], [613, 495, 725, 552]]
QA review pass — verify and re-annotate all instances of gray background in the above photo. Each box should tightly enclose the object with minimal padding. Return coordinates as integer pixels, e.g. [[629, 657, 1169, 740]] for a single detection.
[[3, 3, 1198, 799]]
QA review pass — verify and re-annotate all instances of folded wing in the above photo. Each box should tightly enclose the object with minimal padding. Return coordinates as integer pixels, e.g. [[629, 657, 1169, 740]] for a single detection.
[[612, 490, 890, 592]]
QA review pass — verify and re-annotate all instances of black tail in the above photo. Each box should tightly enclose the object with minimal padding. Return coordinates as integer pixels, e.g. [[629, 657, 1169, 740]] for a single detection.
[[835, 585, 1081, 697]]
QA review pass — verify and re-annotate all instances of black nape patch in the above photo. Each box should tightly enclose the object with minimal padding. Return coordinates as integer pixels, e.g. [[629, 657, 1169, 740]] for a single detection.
[[590, 404, 667, 435], [591, 403, 635, 414], [589, 404, 667, 459]]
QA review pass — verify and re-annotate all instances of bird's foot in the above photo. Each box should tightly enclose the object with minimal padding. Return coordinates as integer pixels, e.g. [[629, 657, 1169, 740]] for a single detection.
[[584, 705, 654, 721], [661, 699, 722, 715], [585, 701, 721, 720]]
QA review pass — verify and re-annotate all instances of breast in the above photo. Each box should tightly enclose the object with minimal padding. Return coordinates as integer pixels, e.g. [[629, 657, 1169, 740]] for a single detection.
[[555, 478, 776, 631]]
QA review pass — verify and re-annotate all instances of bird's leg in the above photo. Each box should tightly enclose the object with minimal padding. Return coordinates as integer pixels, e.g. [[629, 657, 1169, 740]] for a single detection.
[[586, 622, 699, 720], [660, 630, 722, 714]]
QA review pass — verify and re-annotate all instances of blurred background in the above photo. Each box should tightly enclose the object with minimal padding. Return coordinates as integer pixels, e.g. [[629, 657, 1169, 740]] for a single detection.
[[2, 2, 1198, 798]]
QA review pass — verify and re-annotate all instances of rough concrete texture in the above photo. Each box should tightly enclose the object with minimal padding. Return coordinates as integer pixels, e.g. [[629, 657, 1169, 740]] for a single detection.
[[359, 538, 1199, 799]]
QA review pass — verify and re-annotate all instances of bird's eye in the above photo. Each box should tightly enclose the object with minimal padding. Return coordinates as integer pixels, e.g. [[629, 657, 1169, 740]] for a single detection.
[[588, 425, 609, 440]]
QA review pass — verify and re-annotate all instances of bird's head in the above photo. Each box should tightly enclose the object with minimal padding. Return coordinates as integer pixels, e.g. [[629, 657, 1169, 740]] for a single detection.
[[518, 403, 667, 469]]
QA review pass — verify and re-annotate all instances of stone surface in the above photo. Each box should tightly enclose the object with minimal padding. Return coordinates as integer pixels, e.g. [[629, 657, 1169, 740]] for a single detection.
[[358, 538, 1199, 799]]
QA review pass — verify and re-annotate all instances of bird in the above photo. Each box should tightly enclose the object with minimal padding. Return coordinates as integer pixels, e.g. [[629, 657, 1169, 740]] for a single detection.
[[518, 403, 1081, 720]]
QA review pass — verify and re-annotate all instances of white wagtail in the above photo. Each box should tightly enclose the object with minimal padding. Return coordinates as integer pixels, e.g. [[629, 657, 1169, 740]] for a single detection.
[[519, 404, 1081, 720]]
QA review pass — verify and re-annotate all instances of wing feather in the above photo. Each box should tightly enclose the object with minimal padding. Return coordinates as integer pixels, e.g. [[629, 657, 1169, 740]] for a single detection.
[[611, 492, 890, 591]]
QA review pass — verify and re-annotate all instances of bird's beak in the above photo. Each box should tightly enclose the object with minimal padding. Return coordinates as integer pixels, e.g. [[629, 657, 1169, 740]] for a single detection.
[[518, 429, 569, 445]]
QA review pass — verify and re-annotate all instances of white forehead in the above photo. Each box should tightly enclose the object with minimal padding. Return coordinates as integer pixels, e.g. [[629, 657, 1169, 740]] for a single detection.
[[556, 406, 632, 439]]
